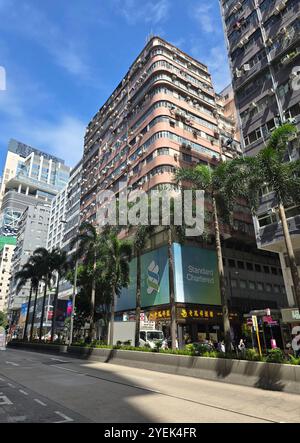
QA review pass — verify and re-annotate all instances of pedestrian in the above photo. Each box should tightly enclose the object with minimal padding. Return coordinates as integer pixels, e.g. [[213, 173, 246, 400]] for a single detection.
[[238, 339, 246, 356]]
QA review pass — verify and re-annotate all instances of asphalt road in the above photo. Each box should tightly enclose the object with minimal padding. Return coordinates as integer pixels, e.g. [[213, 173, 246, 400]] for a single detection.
[[0, 348, 299, 423]]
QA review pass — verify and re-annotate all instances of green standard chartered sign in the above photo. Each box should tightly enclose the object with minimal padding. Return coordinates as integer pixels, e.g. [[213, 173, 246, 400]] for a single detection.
[[116, 243, 221, 311], [174, 243, 221, 305]]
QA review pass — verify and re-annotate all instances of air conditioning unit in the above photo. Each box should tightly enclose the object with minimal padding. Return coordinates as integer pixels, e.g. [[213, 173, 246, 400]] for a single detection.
[[274, 0, 287, 14], [285, 117, 297, 125], [129, 171, 134, 177], [236, 69, 242, 78], [249, 102, 257, 109], [243, 64, 251, 72], [267, 88, 275, 96]]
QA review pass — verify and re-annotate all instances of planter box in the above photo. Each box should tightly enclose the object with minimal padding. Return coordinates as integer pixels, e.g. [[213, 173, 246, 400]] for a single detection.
[[8, 342, 300, 395]]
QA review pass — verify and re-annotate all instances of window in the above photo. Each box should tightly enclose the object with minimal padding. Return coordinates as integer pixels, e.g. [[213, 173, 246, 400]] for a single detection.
[[228, 259, 235, 268], [255, 264, 261, 273], [231, 279, 238, 288], [249, 281, 256, 290], [246, 262, 253, 271], [263, 266, 270, 274], [271, 267, 277, 275], [257, 283, 264, 292], [266, 283, 272, 293], [240, 280, 247, 289], [237, 261, 245, 270]]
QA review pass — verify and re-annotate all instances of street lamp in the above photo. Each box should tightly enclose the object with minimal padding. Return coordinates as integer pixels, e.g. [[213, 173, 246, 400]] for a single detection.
[[69, 248, 78, 346]]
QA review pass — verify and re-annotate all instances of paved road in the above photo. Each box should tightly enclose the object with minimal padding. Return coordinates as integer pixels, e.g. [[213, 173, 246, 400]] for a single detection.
[[0, 348, 300, 423]]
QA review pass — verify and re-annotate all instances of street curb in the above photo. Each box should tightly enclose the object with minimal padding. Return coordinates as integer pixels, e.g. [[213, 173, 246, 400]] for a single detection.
[[8, 341, 300, 395]]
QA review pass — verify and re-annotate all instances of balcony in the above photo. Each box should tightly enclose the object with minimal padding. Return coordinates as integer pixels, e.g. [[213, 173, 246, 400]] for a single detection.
[[268, 25, 300, 62], [233, 56, 268, 90], [257, 215, 300, 250], [264, 0, 299, 41]]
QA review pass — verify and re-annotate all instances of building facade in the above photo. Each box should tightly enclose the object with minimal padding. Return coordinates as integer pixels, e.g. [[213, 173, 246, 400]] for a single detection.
[[47, 186, 68, 252], [0, 139, 70, 236], [82, 36, 287, 342], [9, 204, 51, 310], [219, 0, 300, 307], [0, 238, 16, 312]]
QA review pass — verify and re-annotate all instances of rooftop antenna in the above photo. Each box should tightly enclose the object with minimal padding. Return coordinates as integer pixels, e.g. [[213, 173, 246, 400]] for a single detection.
[[146, 31, 155, 44]]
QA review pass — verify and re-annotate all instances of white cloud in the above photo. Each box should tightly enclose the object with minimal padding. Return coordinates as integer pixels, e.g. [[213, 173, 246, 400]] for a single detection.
[[25, 116, 85, 166], [193, 4, 215, 33], [115, 0, 170, 25], [0, 1, 90, 80]]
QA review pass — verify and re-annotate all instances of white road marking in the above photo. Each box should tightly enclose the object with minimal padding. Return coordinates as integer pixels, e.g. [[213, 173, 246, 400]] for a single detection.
[[7, 383, 15, 388], [19, 390, 29, 396], [5, 361, 19, 366], [53, 365, 79, 373], [0, 392, 13, 405], [34, 399, 47, 406], [0, 377, 4, 381], [53, 411, 74, 423], [50, 358, 69, 363]]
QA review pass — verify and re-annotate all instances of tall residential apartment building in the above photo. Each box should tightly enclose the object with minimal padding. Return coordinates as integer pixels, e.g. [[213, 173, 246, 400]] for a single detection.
[[81, 37, 287, 343], [220, 0, 300, 307], [82, 37, 240, 225]]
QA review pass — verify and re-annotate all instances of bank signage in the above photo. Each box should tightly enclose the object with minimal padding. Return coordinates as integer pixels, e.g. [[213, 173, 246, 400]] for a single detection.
[[116, 244, 221, 311], [173, 244, 221, 306]]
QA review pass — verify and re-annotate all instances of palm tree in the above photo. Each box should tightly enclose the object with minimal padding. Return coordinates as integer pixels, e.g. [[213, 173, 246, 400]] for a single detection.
[[15, 260, 39, 341], [72, 222, 104, 340], [175, 164, 232, 352], [133, 225, 154, 347], [50, 248, 68, 342], [102, 230, 132, 346], [226, 123, 300, 309], [32, 248, 55, 341]]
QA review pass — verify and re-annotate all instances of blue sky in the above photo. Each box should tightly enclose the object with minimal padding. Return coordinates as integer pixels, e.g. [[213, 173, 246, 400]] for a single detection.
[[0, 0, 231, 173]]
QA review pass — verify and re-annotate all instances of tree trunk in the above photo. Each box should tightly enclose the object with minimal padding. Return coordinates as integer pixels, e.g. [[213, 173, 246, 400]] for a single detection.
[[89, 256, 97, 341], [23, 283, 33, 341], [135, 253, 141, 347], [212, 197, 232, 353], [168, 228, 177, 350], [109, 286, 116, 346], [50, 274, 60, 342], [39, 280, 48, 342], [30, 287, 38, 342], [278, 203, 300, 309]]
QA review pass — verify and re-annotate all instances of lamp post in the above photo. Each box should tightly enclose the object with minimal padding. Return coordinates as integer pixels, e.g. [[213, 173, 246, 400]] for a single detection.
[[69, 248, 78, 346]]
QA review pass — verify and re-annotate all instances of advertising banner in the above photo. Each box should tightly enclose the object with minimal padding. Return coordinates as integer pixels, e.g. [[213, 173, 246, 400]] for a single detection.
[[173, 243, 221, 306], [116, 244, 221, 312], [116, 246, 169, 311]]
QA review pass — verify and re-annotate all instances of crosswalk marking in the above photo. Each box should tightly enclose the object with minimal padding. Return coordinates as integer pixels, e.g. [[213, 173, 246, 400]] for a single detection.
[[0, 392, 13, 405], [53, 411, 74, 423]]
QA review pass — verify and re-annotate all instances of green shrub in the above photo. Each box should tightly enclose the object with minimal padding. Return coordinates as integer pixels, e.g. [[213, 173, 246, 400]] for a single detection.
[[184, 344, 196, 356], [244, 349, 262, 361], [266, 348, 285, 364], [288, 355, 300, 365]]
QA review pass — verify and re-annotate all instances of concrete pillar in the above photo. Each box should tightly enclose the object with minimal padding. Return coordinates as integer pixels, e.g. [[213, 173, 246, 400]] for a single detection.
[[18, 184, 22, 193]]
